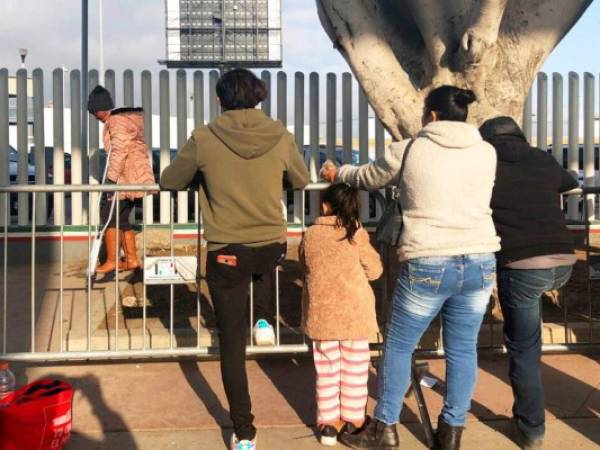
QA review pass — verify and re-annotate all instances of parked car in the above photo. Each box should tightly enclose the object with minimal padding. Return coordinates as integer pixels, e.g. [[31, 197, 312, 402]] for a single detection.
[[8, 146, 35, 183], [45, 151, 72, 185], [8, 146, 36, 218], [302, 144, 362, 168], [547, 144, 600, 172]]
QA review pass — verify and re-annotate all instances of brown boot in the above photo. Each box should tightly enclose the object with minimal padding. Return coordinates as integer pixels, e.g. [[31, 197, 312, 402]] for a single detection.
[[121, 230, 140, 271], [96, 228, 125, 274]]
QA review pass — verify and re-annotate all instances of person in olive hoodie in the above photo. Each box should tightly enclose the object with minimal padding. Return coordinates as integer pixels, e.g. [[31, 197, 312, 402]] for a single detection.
[[160, 69, 309, 450], [480, 116, 578, 450]]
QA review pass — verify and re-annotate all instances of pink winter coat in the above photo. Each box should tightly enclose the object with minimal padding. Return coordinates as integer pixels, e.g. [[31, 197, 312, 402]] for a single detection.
[[103, 108, 155, 200], [300, 216, 383, 341]]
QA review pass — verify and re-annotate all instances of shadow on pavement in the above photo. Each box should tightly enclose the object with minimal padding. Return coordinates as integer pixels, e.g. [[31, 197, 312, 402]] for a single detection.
[[479, 354, 600, 445], [34, 372, 138, 450]]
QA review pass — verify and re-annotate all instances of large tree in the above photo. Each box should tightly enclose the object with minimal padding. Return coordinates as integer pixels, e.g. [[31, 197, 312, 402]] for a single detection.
[[317, 0, 593, 139]]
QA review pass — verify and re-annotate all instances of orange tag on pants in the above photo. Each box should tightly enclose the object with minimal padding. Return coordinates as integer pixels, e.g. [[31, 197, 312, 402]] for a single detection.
[[217, 255, 238, 267]]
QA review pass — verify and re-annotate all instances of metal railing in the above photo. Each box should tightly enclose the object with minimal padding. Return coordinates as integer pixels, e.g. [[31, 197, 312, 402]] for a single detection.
[[0, 183, 326, 362], [0, 184, 598, 362]]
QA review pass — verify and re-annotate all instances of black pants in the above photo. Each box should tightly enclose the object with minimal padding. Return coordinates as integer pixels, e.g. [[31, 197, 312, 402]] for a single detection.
[[100, 196, 140, 231], [206, 243, 286, 440]]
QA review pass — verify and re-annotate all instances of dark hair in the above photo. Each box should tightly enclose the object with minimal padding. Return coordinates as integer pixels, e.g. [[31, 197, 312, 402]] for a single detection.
[[424, 85, 477, 122], [215, 68, 267, 111], [321, 183, 361, 242]]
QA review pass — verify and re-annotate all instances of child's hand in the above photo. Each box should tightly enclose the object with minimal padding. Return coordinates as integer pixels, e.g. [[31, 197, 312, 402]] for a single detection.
[[320, 160, 337, 182]]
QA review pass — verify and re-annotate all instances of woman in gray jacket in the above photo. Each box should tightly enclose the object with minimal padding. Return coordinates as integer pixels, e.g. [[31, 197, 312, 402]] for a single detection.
[[322, 86, 500, 450]]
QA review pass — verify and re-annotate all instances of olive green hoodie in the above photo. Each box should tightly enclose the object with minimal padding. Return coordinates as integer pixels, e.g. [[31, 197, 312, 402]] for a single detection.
[[160, 109, 309, 249]]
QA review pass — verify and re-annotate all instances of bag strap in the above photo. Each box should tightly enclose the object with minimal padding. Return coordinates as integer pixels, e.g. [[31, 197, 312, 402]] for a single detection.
[[393, 138, 415, 195]]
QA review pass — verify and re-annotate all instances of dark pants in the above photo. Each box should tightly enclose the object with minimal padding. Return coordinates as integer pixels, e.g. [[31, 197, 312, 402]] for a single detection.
[[100, 196, 140, 231], [497, 265, 573, 440], [206, 242, 286, 440]]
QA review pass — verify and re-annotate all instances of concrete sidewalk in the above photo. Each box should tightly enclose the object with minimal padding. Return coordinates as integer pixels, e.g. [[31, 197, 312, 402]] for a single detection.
[[11, 353, 600, 450], [67, 419, 600, 450]]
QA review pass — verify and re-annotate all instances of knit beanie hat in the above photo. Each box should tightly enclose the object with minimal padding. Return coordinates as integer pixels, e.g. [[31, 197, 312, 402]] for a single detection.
[[87, 85, 114, 113]]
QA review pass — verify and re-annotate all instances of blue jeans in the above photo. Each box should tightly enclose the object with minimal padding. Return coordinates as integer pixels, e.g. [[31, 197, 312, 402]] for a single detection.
[[497, 265, 573, 440], [374, 253, 496, 426]]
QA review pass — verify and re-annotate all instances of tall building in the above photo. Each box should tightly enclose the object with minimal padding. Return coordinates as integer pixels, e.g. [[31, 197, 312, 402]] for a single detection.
[[162, 0, 282, 68]]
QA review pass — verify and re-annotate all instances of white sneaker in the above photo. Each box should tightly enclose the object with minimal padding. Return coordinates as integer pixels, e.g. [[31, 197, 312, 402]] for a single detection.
[[253, 319, 275, 346], [230, 433, 256, 450]]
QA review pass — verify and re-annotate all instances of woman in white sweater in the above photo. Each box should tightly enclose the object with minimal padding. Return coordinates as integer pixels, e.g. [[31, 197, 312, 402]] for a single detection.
[[322, 86, 500, 450]]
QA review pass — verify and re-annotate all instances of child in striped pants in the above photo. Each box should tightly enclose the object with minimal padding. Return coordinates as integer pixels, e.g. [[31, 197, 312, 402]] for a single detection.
[[300, 183, 383, 446]]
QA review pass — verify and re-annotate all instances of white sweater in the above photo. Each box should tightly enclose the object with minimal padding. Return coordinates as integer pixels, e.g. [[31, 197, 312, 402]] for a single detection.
[[338, 121, 501, 261]]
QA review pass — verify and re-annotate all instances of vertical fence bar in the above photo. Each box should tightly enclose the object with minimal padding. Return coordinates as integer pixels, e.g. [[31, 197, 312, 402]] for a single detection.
[[342, 73, 352, 165], [522, 88, 533, 143], [293, 72, 304, 224], [53, 69, 65, 225], [87, 206, 91, 351], [141, 70, 153, 224], [309, 72, 319, 222], [0, 79, 5, 351], [552, 73, 564, 165], [30, 193, 36, 352], [193, 71, 204, 224], [249, 280, 254, 348], [193, 71, 204, 346], [567, 72, 580, 220], [209, 70, 219, 120], [104, 70, 115, 100], [88, 70, 100, 225], [275, 267, 280, 345], [261, 70, 271, 117], [59, 192, 64, 351], [159, 70, 170, 224], [375, 118, 386, 218], [123, 69, 134, 107], [359, 88, 369, 222], [142, 196, 147, 350], [176, 70, 188, 224], [584, 73, 595, 220], [82, 0, 88, 203], [375, 119, 385, 160], [0, 70, 9, 227], [2, 195, 7, 352], [115, 196, 120, 351], [71, 70, 83, 225], [16, 69, 28, 226], [170, 194, 174, 350], [326, 73, 336, 162], [193, 71, 205, 128], [537, 72, 548, 151], [277, 72, 288, 220], [585, 195, 593, 342], [33, 69, 47, 225], [277, 72, 287, 125]]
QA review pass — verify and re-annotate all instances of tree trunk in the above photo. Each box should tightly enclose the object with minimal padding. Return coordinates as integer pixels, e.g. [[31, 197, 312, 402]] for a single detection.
[[317, 0, 592, 139]]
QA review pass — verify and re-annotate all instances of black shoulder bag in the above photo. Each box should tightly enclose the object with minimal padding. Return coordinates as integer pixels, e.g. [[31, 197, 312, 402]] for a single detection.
[[374, 139, 414, 247]]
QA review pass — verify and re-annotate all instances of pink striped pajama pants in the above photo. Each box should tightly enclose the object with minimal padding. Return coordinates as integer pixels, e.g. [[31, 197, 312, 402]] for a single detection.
[[313, 339, 370, 426]]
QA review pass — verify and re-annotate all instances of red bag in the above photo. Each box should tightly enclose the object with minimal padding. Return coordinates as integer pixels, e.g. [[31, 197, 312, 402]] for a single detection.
[[0, 379, 73, 450]]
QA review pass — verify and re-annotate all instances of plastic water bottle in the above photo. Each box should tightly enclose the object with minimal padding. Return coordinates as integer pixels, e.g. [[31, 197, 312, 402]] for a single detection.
[[0, 361, 15, 405]]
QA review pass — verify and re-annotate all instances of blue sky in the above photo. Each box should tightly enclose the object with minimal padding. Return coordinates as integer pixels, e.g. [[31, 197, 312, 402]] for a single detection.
[[0, 0, 598, 76]]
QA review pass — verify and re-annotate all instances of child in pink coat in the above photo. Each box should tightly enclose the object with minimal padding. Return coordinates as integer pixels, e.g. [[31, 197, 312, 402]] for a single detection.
[[300, 183, 383, 446]]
